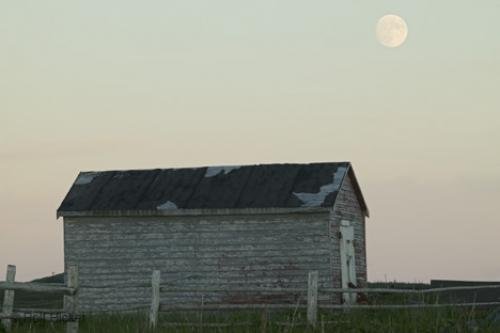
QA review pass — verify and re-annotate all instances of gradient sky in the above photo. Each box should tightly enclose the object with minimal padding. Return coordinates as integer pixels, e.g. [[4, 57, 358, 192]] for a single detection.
[[1, 0, 499, 282]]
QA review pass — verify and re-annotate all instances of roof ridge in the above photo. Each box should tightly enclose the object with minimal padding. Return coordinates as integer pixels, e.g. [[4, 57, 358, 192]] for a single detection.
[[76, 161, 350, 174]]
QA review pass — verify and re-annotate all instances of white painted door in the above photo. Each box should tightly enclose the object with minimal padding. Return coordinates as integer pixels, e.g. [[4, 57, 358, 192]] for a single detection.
[[340, 220, 357, 304]]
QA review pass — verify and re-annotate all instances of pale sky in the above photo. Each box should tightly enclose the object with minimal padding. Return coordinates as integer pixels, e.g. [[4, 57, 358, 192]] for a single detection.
[[1, 0, 499, 282]]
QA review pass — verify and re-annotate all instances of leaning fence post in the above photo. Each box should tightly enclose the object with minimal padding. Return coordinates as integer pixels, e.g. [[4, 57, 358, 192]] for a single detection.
[[307, 271, 319, 327], [1, 265, 16, 332], [63, 265, 79, 333], [149, 270, 161, 329]]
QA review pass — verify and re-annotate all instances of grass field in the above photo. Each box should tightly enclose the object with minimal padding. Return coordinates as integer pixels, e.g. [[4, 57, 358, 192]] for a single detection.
[[2, 307, 500, 332]]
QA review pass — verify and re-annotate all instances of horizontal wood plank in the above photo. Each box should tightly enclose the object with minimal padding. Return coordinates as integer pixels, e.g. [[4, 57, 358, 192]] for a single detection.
[[0, 282, 75, 295]]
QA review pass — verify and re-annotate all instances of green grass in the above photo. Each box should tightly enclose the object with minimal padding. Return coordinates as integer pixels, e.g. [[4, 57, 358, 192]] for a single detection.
[[2, 307, 500, 333]]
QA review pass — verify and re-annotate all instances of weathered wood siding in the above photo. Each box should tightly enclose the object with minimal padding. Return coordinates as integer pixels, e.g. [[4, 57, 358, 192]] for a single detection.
[[64, 212, 332, 312], [329, 173, 367, 303]]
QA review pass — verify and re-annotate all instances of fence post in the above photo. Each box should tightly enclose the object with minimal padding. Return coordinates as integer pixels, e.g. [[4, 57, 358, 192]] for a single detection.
[[307, 271, 318, 327], [63, 265, 79, 333], [260, 308, 268, 333], [149, 270, 161, 329], [1, 265, 16, 332]]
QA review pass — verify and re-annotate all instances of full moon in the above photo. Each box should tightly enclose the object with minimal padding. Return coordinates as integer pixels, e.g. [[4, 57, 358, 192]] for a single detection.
[[376, 14, 408, 48]]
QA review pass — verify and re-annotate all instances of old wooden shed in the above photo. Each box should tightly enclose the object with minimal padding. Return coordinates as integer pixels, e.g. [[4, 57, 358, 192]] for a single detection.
[[57, 162, 369, 312]]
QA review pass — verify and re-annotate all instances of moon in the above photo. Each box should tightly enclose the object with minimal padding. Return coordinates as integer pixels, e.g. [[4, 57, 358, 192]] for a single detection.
[[376, 14, 408, 48]]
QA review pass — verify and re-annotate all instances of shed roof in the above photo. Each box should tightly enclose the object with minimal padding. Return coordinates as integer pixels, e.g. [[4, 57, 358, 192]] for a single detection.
[[57, 162, 368, 217]]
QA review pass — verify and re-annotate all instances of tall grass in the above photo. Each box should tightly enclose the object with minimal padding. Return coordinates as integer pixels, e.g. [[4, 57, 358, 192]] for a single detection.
[[3, 307, 500, 333]]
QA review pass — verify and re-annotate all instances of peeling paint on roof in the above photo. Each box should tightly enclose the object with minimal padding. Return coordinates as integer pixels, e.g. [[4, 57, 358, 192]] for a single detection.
[[156, 201, 178, 210], [205, 166, 241, 178], [75, 172, 100, 185], [332, 166, 348, 190], [293, 166, 347, 207], [293, 182, 336, 207]]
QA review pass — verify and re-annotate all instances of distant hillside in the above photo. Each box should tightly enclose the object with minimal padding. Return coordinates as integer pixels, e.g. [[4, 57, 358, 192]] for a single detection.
[[368, 281, 430, 290], [0, 273, 65, 311], [31, 272, 64, 284]]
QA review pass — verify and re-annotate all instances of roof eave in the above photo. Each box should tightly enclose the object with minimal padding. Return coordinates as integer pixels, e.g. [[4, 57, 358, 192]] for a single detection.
[[57, 206, 332, 218]]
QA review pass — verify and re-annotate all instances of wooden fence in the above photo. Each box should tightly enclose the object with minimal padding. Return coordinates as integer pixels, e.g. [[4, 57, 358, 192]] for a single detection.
[[0, 265, 79, 333], [150, 270, 500, 328], [3, 265, 500, 331]]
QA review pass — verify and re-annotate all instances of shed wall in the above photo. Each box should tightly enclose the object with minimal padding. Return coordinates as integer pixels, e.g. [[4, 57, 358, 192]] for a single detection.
[[329, 173, 367, 303], [64, 212, 332, 312]]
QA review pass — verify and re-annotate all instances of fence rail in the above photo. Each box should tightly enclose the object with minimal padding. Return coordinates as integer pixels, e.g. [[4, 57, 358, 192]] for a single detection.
[[321, 302, 500, 309], [160, 304, 307, 311], [159, 285, 500, 295], [321, 285, 500, 294], [0, 282, 75, 294], [160, 286, 308, 293], [0, 265, 79, 333]]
